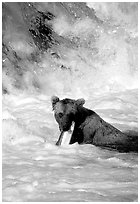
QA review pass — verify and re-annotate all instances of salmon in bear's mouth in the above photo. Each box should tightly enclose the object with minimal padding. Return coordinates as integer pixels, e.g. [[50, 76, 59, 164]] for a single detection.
[[56, 122, 75, 146]]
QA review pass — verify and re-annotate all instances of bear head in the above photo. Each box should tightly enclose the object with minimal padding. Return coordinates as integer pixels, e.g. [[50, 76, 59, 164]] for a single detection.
[[51, 96, 85, 131]]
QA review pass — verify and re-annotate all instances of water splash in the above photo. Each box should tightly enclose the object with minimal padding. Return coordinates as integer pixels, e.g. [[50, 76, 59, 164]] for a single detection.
[[2, 3, 138, 202], [2, 2, 138, 98]]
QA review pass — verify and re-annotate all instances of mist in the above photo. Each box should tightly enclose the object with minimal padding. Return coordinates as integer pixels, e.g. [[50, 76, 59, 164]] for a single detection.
[[2, 2, 138, 202]]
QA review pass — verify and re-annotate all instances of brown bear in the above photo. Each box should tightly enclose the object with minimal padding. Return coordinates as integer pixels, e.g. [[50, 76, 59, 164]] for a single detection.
[[51, 96, 138, 152]]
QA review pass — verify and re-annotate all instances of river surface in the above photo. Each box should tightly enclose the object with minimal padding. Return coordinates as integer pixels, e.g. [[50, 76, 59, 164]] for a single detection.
[[2, 92, 138, 202], [2, 2, 138, 202]]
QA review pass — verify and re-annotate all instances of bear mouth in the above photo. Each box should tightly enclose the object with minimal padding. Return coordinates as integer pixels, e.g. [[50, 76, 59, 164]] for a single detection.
[[56, 122, 75, 146]]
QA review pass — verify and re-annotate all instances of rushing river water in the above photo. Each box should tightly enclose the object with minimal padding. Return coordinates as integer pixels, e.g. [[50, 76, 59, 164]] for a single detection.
[[2, 2, 138, 202], [2, 94, 138, 202]]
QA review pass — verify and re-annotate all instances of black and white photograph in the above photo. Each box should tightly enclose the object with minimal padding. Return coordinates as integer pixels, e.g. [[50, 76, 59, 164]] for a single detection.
[[2, 1, 138, 202]]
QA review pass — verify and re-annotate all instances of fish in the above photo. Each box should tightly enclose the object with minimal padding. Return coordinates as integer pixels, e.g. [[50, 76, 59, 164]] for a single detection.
[[56, 122, 75, 146]]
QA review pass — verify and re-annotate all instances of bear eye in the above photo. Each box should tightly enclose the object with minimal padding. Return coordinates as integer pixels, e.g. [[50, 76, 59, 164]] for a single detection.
[[58, 112, 63, 118]]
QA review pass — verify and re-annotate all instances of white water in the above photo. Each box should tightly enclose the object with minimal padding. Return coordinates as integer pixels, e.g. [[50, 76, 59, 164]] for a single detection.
[[2, 2, 138, 202], [2, 92, 138, 202]]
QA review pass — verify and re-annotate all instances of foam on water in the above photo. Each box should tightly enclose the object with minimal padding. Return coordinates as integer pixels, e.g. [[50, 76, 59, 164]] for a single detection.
[[2, 2, 138, 202], [2, 94, 138, 201], [2, 2, 138, 98]]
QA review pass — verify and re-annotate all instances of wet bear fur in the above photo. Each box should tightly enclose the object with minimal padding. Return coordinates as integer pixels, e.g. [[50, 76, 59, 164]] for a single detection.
[[51, 96, 138, 152]]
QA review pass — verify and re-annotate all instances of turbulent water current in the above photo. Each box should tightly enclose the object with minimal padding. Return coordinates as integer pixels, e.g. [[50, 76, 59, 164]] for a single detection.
[[2, 2, 138, 202]]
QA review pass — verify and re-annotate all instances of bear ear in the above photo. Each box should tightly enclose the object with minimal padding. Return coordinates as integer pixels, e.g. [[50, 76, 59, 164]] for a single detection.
[[75, 98, 85, 106], [51, 96, 59, 110]]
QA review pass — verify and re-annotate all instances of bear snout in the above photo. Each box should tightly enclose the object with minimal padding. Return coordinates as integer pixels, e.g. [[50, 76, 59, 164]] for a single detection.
[[61, 123, 72, 131]]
